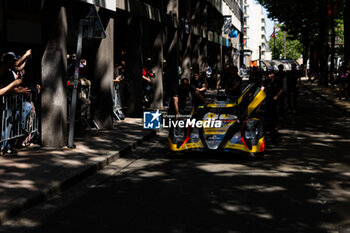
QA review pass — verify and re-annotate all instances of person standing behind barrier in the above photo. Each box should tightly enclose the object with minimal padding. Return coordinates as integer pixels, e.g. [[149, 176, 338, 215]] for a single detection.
[[0, 60, 26, 155], [20, 76, 41, 147], [142, 65, 154, 106], [10, 51, 40, 147], [12, 53, 35, 133], [263, 71, 283, 144], [1, 52, 31, 95], [338, 65, 349, 101], [67, 54, 76, 78], [1, 52, 31, 153], [287, 64, 301, 113], [1, 49, 31, 74], [0, 60, 23, 94], [275, 64, 287, 116], [77, 59, 91, 118], [205, 63, 214, 89], [113, 62, 126, 119]]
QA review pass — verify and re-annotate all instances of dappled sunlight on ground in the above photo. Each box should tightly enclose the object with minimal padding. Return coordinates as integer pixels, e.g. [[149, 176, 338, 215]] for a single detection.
[[0, 118, 150, 219], [1, 88, 350, 233]]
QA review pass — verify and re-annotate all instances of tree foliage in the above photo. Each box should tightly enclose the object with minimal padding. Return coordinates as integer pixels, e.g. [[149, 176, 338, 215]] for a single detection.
[[258, 0, 319, 42], [258, 0, 349, 70], [269, 25, 303, 60], [258, 0, 345, 46], [335, 19, 344, 42]]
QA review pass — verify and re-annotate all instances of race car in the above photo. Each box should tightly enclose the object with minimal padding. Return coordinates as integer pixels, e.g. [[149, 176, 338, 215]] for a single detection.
[[168, 83, 266, 157]]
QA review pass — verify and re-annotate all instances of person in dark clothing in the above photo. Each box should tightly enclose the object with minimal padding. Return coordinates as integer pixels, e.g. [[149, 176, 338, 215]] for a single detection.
[[338, 65, 349, 101], [192, 73, 206, 96], [220, 64, 232, 89], [249, 66, 262, 86], [263, 71, 283, 143], [226, 66, 242, 97], [275, 64, 287, 116], [0, 53, 17, 87], [142, 65, 155, 104], [0, 52, 34, 155], [0, 60, 23, 94], [114, 62, 127, 108], [168, 78, 194, 116], [1, 52, 31, 94], [287, 64, 301, 112], [205, 63, 215, 89], [191, 73, 207, 108]]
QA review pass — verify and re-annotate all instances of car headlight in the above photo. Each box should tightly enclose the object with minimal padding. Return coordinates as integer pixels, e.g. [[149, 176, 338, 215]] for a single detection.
[[190, 127, 200, 139], [173, 126, 186, 138], [245, 119, 260, 140]]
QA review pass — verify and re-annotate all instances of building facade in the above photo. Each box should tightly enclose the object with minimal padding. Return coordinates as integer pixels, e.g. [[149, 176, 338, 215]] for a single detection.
[[221, 0, 244, 68], [243, 0, 268, 66]]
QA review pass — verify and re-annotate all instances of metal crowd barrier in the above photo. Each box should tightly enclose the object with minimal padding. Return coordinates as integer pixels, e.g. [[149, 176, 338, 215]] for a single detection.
[[0, 93, 39, 145], [67, 81, 99, 129], [113, 83, 125, 120], [67, 80, 124, 127]]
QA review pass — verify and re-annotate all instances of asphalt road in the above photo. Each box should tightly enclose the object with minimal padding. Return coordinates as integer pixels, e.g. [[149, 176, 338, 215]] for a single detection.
[[1, 86, 350, 233]]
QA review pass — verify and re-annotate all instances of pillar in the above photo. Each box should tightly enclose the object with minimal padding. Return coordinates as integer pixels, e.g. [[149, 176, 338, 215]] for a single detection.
[[41, 1, 67, 148], [93, 9, 114, 129], [126, 15, 143, 117], [199, 37, 207, 73], [191, 35, 200, 73], [181, 33, 192, 79], [151, 25, 164, 109], [165, 0, 179, 97], [165, 28, 179, 97]]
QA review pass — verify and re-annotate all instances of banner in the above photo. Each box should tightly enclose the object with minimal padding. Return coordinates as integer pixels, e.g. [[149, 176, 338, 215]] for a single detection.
[[223, 16, 232, 35]]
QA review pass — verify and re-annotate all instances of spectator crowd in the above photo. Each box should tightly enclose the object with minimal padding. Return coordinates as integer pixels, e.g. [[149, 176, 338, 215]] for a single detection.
[[0, 49, 40, 155], [1, 45, 348, 154], [167, 62, 303, 144]]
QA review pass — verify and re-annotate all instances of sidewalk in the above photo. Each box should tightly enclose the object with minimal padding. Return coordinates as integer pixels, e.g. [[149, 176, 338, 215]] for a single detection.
[[0, 118, 156, 225], [302, 81, 350, 115]]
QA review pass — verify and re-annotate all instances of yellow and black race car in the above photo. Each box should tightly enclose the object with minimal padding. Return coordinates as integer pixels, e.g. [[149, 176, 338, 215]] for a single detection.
[[168, 83, 266, 157]]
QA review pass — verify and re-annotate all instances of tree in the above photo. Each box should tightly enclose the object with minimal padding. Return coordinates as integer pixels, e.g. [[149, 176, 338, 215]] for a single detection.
[[335, 19, 344, 42], [269, 25, 303, 60], [258, 0, 348, 84], [258, 0, 321, 78]]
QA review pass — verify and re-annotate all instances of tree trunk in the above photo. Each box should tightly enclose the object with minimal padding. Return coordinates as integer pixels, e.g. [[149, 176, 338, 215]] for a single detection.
[[345, 0, 350, 67], [302, 42, 309, 77], [309, 43, 318, 76], [318, 0, 329, 85], [330, 0, 336, 85]]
